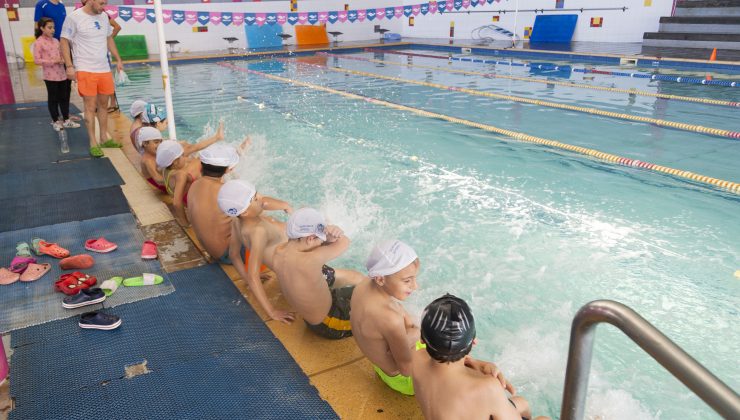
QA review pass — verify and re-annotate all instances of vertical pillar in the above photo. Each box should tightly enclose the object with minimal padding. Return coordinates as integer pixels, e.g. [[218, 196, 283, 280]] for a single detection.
[[0, 27, 17, 105]]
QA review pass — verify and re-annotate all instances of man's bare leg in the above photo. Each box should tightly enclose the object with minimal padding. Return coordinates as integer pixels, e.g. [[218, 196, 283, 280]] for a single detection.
[[82, 95, 98, 148], [96, 94, 110, 143]]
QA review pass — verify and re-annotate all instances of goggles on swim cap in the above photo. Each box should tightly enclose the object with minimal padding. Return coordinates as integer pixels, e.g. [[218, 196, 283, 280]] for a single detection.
[[421, 293, 476, 357]]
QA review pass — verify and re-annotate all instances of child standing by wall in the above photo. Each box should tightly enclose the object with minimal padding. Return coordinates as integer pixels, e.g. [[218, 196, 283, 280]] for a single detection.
[[33, 17, 80, 131]]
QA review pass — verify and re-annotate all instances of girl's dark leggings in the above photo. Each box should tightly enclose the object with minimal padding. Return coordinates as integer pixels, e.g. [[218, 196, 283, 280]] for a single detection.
[[44, 79, 71, 122]]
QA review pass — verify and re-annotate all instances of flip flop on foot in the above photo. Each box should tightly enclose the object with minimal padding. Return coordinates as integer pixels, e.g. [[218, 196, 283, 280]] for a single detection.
[[100, 276, 123, 296], [100, 140, 122, 148], [89, 146, 104, 158], [20, 263, 51, 282], [123, 273, 163, 287]]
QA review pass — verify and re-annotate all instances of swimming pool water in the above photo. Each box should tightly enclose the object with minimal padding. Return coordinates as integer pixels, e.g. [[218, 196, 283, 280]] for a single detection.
[[119, 50, 739, 419]]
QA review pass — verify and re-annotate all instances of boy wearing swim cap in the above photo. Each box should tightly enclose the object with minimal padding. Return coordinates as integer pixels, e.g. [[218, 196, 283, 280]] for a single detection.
[[413, 294, 548, 420], [187, 140, 251, 263], [350, 240, 421, 395], [272, 207, 364, 339], [352, 241, 512, 397], [218, 180, 295, 324]]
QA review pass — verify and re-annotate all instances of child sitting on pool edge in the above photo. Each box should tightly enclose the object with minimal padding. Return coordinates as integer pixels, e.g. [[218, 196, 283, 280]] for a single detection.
[[351, 240, 515, 397], [413, 294, 549, 420], [139, 120, 224, 195]]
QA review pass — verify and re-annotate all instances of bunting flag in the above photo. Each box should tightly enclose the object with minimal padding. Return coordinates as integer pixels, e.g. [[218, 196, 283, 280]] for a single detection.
[[118, 6, 131, 21], [92, 0, 501, 28], [254, 13, 266, 26], [185, 11, 197, 25], [132, 8, 146, 22]]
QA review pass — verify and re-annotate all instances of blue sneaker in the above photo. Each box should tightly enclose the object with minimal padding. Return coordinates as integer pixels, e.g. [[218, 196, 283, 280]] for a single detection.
[[79, 311, 121, 330], [62, 287, 106, 309]]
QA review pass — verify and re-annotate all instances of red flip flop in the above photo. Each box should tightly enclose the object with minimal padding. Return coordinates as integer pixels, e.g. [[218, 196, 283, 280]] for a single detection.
[[60, 254, 95, 270], [84, 237, 118, 253], [0, 268, 20, 285], [20, 263, 51, 282]]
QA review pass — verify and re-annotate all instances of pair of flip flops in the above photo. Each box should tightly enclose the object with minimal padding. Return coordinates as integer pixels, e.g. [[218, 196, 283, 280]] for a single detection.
[[98, 273, 163, 297], [0, 264, 51, 285], [30, 238, 70, 259], [54, 272, 97, 295]]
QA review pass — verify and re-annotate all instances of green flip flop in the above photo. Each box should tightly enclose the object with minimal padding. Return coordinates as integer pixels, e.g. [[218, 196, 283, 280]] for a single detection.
[[100, 139, 122, 148], [16, 241, 32, 257], [30, 237, 44, 256], [100, 276, 123, 296], [123, 273, 164, 287], [89, 146, 104, 158]]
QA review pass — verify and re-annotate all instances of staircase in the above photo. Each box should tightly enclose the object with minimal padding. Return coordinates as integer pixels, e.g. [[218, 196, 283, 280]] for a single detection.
[[641, 0, 740, 61]]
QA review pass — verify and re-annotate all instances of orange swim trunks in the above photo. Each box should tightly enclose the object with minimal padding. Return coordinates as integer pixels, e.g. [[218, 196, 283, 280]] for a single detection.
[[76, 71, 115, 97]]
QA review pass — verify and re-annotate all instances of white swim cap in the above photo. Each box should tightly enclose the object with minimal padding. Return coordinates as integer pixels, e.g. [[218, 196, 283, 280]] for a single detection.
[[155, 140, 183, 168], [129, 100, 148, 118], [286, 208, 327, 242], [136, 126, 162, 150], [366, 240, 418, 278], [217, 180, 256, 217], [199, 144, 239, 168]]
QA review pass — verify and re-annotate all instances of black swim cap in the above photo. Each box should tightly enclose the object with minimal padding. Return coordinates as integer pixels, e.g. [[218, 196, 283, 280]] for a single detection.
[[421, 293, 476, 357]]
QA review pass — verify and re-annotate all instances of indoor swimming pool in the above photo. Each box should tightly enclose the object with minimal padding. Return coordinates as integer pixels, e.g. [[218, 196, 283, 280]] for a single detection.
[[118, 49, 739, 419]]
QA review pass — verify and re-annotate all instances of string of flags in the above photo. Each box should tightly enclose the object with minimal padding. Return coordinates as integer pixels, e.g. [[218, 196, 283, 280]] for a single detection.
[[96, 0, 504, 26]]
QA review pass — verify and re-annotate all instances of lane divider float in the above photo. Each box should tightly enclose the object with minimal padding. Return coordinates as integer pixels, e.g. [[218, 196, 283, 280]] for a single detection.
[[218, 61, 740, 195], [319, 52, 740, 108], [285, 58, 740, 140], [367, 48, 740, 88]]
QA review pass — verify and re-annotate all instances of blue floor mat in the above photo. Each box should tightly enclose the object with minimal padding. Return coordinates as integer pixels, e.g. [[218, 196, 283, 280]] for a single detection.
[[0, 213, 174, 333], [0, 158, 122, 199], [9, 264, 338, 420], [0, 186, 130, 232]]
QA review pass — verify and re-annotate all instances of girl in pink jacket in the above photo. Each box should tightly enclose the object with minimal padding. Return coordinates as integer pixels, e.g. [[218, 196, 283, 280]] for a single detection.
[[33, 17, 79, 131]]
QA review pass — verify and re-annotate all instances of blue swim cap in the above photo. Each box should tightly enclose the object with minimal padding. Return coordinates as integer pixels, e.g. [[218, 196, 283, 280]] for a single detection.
[[143, 103, 167, 124], [421, 294, 476, 358]]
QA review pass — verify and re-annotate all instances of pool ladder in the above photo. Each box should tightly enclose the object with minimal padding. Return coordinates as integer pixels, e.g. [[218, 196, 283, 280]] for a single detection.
[[561, 300, 740, 419]]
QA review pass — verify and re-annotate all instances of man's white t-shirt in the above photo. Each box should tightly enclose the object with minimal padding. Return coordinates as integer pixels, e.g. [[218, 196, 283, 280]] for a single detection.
[[61, 8, 112, 73]]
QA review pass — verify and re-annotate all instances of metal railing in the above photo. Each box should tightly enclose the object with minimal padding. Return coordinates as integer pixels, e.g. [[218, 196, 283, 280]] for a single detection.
[[561, 300, 740, 420]]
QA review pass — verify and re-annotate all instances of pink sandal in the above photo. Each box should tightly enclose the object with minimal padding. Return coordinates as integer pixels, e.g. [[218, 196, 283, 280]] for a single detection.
[[85, 237, 118, 253], [10, 256, 37, 274], [0, 268, 20, 285], [141, 241, 157, 260], [20, 263, 51, 282]]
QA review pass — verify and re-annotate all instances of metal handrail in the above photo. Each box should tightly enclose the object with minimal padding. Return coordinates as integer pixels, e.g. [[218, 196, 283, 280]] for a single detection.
[[560, 300, 740, 420]]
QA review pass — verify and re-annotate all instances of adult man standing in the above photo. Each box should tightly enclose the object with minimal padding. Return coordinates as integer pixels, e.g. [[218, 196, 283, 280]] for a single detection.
[[34, 0, 66, 40], [61, 0, 123, 157]]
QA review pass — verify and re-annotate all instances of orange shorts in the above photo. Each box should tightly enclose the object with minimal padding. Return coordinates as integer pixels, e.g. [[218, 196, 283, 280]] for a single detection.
[[76, 71, 115, 97]]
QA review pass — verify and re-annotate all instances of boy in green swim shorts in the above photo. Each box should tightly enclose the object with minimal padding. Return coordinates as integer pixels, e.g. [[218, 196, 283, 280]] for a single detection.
[[351, 240, 517, 397]]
